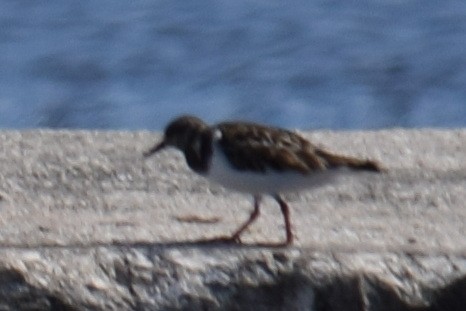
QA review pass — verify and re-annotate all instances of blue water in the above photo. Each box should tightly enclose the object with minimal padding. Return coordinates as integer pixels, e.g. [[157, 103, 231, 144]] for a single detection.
[[0, 0, 465, 130]]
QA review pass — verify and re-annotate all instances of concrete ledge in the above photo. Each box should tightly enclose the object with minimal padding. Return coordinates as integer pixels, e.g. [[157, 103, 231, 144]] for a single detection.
[[0, 129, 465, 310]]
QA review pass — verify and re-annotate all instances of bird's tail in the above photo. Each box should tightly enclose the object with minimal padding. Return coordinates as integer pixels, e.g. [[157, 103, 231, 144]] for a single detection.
[[315, 148, 385, 172]]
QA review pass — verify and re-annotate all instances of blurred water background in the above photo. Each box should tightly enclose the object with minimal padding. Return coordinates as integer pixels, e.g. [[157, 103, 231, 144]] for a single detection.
[[0, 0, 465, 130]]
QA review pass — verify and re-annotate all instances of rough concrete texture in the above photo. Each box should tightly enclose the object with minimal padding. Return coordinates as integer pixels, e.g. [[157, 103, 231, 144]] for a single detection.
[[0, 129, 465, 310]]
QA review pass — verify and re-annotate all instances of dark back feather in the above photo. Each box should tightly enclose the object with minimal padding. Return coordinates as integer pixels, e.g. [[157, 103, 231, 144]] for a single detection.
[[217, 122, 325, 174], [216, 122, 383, 174]]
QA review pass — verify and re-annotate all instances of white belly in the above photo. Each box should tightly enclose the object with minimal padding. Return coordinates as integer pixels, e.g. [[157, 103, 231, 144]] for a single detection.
[[206, 145, 347, 195]]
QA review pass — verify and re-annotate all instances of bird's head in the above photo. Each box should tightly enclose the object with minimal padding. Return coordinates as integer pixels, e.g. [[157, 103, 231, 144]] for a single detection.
[[143, 115, 208, 157]]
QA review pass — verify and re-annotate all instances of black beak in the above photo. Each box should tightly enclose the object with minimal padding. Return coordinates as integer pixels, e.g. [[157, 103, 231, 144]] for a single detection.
[[143, 140, 167, 158]]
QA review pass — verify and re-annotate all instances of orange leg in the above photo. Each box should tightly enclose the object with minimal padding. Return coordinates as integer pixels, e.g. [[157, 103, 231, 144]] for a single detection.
[[230, 195, 262, 242], [274, 194, 294, 245]]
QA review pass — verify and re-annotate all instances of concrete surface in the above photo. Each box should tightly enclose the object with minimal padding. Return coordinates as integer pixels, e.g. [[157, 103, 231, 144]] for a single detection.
[[0, 129, 465, 310]]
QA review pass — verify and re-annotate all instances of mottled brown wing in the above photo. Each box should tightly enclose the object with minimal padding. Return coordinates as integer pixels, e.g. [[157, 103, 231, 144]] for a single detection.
[[216, 122, 326, 174], [314, 148, 384, 172]]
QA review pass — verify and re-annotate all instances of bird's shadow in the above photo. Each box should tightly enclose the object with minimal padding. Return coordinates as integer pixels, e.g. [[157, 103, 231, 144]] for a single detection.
[[109, 238, 292, 250]]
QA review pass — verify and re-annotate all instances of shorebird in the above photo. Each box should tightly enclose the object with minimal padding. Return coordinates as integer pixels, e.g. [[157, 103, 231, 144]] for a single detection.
[[144, 115, 383, 245]]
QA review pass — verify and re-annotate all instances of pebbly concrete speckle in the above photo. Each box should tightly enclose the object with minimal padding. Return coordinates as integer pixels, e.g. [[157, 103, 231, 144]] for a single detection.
[[0, 129, 464, 310]]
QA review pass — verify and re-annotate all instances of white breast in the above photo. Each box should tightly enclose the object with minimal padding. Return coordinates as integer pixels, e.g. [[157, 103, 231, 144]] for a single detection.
[[206, 143, 347, 195]]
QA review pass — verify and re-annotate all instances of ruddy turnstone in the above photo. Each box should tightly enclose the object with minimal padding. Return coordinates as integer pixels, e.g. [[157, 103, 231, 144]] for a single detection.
[[144, 115, 383, 246]]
